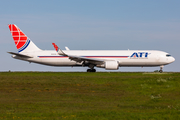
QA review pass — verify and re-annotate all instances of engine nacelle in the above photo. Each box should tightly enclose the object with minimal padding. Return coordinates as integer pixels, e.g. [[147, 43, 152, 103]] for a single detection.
[[105, 61, 119, 70]]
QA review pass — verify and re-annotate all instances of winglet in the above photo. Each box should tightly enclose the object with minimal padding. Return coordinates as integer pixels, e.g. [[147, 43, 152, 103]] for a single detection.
[[52, 43, 67, 56], [52, 43, 58, 52], [65, 46, 70, 50]]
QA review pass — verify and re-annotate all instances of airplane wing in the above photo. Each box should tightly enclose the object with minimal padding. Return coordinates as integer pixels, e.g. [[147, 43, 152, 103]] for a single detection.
[[68, 55, 104, 64], [52, 43, 104, 65], [7, 52, 33, 58]]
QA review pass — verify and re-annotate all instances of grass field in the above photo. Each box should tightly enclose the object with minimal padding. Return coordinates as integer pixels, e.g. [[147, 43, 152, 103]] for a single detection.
[[0, 72, 180, 120]]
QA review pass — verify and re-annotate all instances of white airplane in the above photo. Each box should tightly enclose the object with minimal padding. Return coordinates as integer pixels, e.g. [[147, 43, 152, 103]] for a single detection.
[[8, 24, 175, 72]]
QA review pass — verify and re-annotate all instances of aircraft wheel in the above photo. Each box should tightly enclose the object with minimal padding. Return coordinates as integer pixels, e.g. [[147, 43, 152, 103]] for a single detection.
[[159, 70, 163, 73], [87, 69, 96, 72], [92, 69, 96, 72]]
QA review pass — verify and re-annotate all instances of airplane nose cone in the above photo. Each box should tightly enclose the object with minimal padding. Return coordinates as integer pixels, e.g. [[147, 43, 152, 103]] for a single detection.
[[169, 57, 175, 63], [172, 57, 175, 62]]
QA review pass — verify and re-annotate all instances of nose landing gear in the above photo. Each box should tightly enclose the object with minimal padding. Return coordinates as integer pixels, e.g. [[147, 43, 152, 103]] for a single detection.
[[159, 65, 164, 73]]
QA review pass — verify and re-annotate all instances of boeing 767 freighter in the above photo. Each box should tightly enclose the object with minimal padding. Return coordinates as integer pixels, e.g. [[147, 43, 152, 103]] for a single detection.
[[8, 24, 175, 72]]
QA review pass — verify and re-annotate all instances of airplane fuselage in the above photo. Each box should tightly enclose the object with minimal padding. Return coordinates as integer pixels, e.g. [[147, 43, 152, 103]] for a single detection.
[[12, 50, 175, 68]]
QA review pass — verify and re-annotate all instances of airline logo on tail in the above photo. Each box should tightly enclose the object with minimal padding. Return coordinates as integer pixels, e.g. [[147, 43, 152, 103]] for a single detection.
[[8, 24, 30, 52]]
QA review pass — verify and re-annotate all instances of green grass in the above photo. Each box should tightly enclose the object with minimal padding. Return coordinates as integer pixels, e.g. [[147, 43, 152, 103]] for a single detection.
[[0, 72, 180, 120]]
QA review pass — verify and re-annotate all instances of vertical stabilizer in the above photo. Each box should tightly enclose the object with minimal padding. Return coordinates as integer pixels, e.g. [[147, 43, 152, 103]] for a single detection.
[[8, 24, 41, 53]]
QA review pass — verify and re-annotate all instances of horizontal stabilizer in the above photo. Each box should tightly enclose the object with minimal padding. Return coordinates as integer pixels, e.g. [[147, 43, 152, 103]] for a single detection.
[[7, 52, 33, 58]]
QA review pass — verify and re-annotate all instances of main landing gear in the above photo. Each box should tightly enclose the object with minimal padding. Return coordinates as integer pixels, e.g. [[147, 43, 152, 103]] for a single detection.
[[159, 65, 164, 73], [87, 69, 96, 72], [87, 64, 96, 72]]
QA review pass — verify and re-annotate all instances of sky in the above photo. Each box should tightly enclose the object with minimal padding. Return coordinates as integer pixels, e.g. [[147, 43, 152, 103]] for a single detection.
[[0, 0, 179, 72]]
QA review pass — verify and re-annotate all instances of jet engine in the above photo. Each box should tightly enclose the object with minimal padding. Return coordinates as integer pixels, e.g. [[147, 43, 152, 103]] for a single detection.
[[105, 61, 119, 70]]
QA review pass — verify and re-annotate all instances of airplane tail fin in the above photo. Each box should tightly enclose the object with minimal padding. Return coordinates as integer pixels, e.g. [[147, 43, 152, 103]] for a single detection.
[[8, 24, 41, 53]]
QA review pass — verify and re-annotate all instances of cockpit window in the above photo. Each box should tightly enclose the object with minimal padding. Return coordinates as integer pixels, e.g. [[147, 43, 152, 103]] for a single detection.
[[166, 54, 171, 57]]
